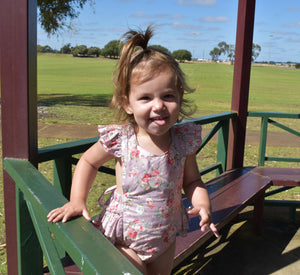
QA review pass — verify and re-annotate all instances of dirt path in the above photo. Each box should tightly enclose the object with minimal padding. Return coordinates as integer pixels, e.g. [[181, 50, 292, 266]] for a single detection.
[[38, 123, 300, 147]]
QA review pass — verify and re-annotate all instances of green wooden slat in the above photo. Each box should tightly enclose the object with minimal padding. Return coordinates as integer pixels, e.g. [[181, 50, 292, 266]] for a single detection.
[[216, 119, 229, 174], [265, 156, 300, 163], [197, 120, 223, 154], [4, 158, 142, 275], [38, 136, 98, 163], [258, 116, 268, 166], [248, 111, 300, 119], [26, 201, 66, 274], [200, 163, 223, 176], [71, 157, 116, 176], [53, 156, 72, 199], [16, 189, 43, 274], [268, 119, 300, 137], [178, 111, 237, 125], [264, 199, 300, 207], [265, 186, 294, 197]]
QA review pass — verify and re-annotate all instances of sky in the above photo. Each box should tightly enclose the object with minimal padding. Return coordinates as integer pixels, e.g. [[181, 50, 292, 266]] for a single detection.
[[37, 0, 300, 62]]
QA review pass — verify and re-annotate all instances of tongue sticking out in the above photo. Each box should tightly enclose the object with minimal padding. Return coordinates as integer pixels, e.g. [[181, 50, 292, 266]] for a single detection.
[[152, 118, 166, 126]]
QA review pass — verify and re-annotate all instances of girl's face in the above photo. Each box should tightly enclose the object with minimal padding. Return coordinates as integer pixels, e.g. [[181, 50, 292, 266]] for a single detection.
[[124, 67, 183, 139]]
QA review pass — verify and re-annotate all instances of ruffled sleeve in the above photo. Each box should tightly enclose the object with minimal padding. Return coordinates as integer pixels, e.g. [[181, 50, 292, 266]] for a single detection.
[[173, 122, 202, 156], [98, 125, 123, 157]]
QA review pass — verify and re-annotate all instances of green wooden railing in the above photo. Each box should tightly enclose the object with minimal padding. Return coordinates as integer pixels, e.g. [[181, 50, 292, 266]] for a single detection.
[[38, 112, 236, 200], [248, 111, 300, 218], [4, 111, 300, 274], [5, 112, 235, 274], [4, 158, 142, 275], [248, 111, 300, 166]]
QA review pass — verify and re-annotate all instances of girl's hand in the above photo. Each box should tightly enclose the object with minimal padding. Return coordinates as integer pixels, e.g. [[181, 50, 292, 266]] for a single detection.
[[47, 201, 91, 223], [188, 207, 220, 238]]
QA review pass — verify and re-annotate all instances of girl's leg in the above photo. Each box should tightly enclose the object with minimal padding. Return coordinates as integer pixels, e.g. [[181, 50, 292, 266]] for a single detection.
[[116, 245, 147, 274], [146, 241, 176, 275]]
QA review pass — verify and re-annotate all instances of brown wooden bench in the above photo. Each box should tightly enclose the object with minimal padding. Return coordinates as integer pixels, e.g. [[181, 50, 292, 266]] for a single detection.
[[174, 167, 271, 267], [174, 166, 300, 268]]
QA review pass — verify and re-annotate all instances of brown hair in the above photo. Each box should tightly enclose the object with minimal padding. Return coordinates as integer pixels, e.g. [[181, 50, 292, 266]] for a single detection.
[[110, 25, 195, 123]]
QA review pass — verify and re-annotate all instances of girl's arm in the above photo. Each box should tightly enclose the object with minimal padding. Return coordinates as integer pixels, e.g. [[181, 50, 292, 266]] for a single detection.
[[182, 154, 220, 238], [47, 140, 114, 223]]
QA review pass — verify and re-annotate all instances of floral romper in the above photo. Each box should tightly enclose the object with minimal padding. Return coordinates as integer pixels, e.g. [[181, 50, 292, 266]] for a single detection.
[[92, 122, 202, 263]]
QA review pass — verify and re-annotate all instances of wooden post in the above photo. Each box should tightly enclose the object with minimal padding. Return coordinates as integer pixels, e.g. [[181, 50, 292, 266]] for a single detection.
[[0, 0, 42, 273], [227, 0, 256, 169]]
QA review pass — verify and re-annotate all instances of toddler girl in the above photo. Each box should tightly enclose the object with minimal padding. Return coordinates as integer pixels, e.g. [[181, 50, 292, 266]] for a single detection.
[[48, 26, 219, 275]]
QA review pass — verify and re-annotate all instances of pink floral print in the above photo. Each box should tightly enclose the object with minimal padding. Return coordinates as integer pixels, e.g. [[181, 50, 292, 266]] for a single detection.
[[93, 122, 202, 263]]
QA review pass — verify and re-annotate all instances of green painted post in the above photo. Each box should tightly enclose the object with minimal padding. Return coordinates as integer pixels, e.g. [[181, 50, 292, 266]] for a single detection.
[[258, 116, 268, 166], [53, 156, 73, 199], [53, 156, 73, 258], [216, 119, 230, 175], [16, 191, 43, 274]]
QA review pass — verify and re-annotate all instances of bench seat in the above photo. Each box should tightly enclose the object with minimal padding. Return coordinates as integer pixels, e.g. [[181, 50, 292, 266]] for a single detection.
[[174, 167, 272, 267]]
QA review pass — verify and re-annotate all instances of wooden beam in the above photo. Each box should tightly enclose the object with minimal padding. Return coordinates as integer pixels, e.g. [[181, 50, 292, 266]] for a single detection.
[[0, 0, 40, 273], [227, 0, 256, 169]]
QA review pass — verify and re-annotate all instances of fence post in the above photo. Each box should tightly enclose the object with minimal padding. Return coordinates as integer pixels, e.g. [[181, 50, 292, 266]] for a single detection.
[[227, 0, 256, 170], [216, 119, 229, 175], [1, 0, 43, 273], [258, 116, 268, 166]]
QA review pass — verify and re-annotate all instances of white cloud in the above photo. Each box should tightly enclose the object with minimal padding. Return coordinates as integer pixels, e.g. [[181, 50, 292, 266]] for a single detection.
[[200, 16, 230, 23], [287, 37, 300, 43], [273, 30, 299, 35], [172, 22, 202, 30], [284, 21, 300, 28], [132, 12, 169, 19], [186, 32, 202, 36], [173, 14, 185, 19], [176, 0, 216, 6]]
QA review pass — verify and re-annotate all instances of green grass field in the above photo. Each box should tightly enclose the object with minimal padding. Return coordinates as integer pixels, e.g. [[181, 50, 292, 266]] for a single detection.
[[37, 54, 300, 131], [1, 54, 300, 273]]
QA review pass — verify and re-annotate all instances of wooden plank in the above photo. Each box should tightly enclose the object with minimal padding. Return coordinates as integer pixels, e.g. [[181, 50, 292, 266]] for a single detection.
[[252, 167, 300, 186], [173, 167, 271, 267]]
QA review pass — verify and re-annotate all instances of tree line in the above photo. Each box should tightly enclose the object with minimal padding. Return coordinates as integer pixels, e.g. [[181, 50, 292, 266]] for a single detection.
[[38, 41, 193, 62], [38, 40, 264, 64]]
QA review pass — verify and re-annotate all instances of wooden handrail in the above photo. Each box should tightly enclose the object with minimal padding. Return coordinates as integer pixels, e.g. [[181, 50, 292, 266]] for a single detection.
[[4, 158, 142, 274]]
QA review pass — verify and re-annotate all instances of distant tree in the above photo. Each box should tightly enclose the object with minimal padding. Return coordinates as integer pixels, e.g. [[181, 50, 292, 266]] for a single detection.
[[61, 43, 72, 54], [88, 47, 101, 57], [211, 41, 261, 63], [37, 44, 54, 53], [295, 63, 300, 69], [37, 44, 44, 53], [172, 49, 192, 62], [151, 45, 172, 55], [218, 41, 235, 64], [102, 40, 121, 59], [38, 0, 93, 35], [71, 45, 88, 57], [252, 43, 261, 61], [209, 47, 221, 61]]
